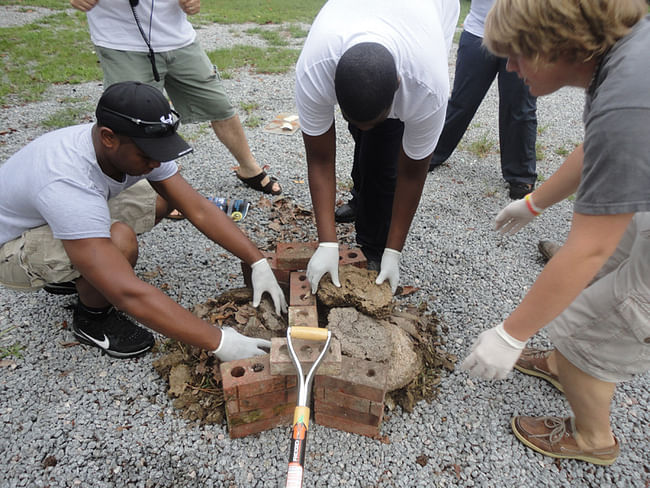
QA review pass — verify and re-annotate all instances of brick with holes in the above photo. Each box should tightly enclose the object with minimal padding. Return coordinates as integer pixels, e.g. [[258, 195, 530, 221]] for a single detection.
[[276, 241, 318, 271], [289, 271, 316, 306], [288, 305, 319, 328], [313, 356, 388, 437], [220, 355, 297, 438], [269, 336, 342, 376], [338, 247, 367, 269]]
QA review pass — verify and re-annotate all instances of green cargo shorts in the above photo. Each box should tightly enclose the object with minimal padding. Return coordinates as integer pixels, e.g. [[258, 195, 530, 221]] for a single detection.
[[0, 181, 157, 291], [96, 42, 236, 123]]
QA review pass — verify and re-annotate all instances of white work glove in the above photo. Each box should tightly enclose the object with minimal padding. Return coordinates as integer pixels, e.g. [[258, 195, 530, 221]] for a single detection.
[[495, 193, 544, 236], [211, 327, 270, 362], [375, 248, 401, 294], [460, 322, 527, 379], [251, 258, 288, 315], [306, 242, 341, 294]]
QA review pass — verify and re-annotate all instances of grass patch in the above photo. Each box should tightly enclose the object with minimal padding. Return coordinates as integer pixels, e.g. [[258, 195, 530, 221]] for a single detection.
[[240, 101, 260, 114], [535, 142, 545, 161], [192, 0, 325, 24], [0, 0, 68, 8], [0, 11, 101, 104], [42, 104, 94, 129], [286, 23, 308, 38], [0, 1, 316, 104], [0, 326, 24, 360], [465, 133, 495, 158], [555, 146, 570, 157], [244, 27, 289, 47], [239, 100, 261, 128], [244, 24, 308, 46], [207, 45, 299, 75], [244, 115, 262, 128]]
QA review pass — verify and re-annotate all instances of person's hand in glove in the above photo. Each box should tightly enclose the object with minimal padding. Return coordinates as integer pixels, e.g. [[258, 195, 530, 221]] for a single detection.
[[211, 327, 270, 362], [495, 193, 544, 236], [251, 258, 288, 315], [460, 322, 527, 379], [306, 242, 341, 294], [375, 248, 401, 294]]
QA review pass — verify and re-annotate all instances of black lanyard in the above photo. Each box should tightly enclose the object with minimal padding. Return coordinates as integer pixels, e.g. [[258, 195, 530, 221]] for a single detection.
[[129, 0, 160, 81]]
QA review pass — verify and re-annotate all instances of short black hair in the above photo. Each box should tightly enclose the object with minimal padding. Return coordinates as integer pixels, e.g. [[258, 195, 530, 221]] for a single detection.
[[334, 42, 398, 123]]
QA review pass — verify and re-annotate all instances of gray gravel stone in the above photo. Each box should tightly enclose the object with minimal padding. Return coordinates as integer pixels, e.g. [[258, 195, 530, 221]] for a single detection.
[[1, 7, 648, 488]]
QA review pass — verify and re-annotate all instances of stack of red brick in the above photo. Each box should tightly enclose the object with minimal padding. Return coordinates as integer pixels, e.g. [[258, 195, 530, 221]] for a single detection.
[[223, 242, 388, 439]]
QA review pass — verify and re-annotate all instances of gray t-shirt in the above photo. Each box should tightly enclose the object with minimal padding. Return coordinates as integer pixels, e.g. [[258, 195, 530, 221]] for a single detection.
[[577, 16, 650, 215], [0, 124, 177, 245]]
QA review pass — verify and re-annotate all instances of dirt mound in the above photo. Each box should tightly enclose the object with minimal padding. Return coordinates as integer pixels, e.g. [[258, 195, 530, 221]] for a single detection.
[[152, 197, 456, 427]]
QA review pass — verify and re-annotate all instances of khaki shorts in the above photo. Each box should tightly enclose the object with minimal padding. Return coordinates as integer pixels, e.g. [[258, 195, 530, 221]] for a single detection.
[[96, 42, 236, 123], [0, 181, 157, 291], [547, 212, 650, 382]]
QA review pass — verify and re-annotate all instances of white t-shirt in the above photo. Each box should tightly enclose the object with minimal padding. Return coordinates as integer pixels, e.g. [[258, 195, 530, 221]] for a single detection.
[[463, 0, 494, 39], [295, 0, 459, 160], [0, 124, 177, 245], [86, 0, 196, 52]]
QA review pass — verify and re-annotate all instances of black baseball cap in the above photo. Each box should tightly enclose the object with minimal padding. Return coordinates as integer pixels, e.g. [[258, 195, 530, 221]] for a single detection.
[[96, 81, 193, 162]]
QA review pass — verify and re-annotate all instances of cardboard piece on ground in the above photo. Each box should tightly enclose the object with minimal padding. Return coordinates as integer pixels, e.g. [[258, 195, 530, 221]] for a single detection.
[[263, 113, 300, 135]]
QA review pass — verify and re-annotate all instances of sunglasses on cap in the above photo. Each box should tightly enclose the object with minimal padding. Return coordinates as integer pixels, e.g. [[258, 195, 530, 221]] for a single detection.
[[101, 106, 181, 136]]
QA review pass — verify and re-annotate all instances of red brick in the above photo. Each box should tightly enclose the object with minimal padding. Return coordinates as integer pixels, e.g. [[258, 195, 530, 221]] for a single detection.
[[313, 400, 382, 427], [239, 387, 298, 411], [270, 337, 342, 376], [288, 305, 319, 327], [229, 399, 296, 425], [314, 387, 384, 419], [289, 271, 316, 306], [314, 412, 381, 438], [338, 247, 367, 268], [222, 355, 299, 438], [226, 379, 296, 415], [314, 357, 387, 403], [276, 242, 318, 271], [220, 355, 296, 411], [229, 413, 294, 439]]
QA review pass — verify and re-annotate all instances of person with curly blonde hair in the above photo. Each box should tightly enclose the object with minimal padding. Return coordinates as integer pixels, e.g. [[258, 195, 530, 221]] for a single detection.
[[461, 0, 649, 466]]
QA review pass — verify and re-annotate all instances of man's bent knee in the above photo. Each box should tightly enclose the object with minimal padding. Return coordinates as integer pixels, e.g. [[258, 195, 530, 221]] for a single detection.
[[110, 222, 139, 266]]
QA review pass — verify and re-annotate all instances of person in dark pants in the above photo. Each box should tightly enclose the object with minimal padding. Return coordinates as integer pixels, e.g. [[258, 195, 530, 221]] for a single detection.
[[295, 0, 459, 294], [346, 119, 404, 265], [429, 0, 538, 200]]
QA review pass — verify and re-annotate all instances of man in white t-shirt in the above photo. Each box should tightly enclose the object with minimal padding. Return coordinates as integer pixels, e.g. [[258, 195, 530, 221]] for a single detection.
[[0, 81, 286, 360], [70, 0, 282, 198], [295, 0, 459, 294]]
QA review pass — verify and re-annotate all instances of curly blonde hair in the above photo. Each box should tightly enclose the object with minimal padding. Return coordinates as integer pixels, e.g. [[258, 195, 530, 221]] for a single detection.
[[484, 0, 647, 63]]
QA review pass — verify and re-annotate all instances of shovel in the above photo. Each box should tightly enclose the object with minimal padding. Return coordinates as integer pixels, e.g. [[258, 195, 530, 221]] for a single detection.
[[284, 326, 332, 488]]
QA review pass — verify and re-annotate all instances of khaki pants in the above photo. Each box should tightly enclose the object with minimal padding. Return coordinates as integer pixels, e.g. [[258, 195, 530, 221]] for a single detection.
[[548, 212, 650, 382], [0, 181, 157, 291]]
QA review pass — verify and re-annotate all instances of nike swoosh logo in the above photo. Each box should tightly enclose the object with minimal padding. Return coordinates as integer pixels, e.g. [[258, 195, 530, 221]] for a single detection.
[[81, 332, 110, 349]]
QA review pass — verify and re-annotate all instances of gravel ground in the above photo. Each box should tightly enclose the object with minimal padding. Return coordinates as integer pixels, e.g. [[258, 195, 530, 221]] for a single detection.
[[1, 7, 648, 488]]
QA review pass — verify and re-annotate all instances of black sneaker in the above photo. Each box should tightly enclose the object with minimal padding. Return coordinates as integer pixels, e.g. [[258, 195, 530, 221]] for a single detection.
[[72, 305, 154, 358], [334, 203, 356, 223], [44, 281, 77, 295], [509, 181, 535, 200]]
